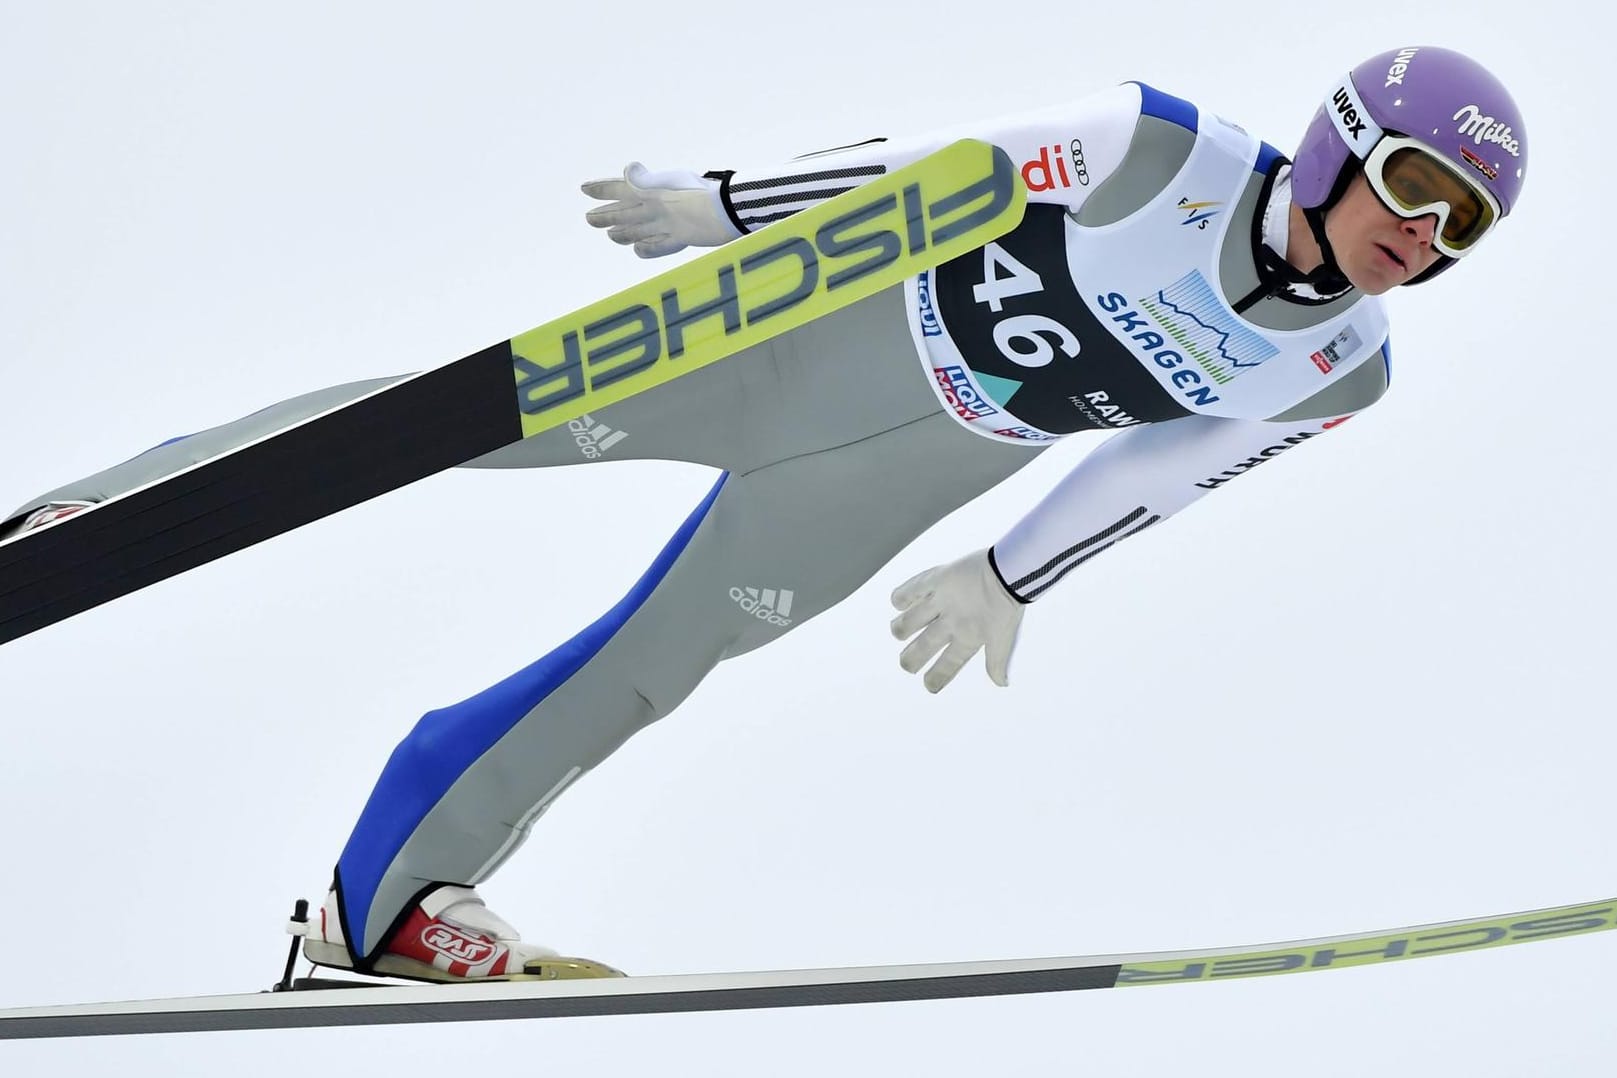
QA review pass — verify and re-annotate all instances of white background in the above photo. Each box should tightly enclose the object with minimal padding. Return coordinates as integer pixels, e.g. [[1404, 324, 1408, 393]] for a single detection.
[[1, 2, 1609, 1073]]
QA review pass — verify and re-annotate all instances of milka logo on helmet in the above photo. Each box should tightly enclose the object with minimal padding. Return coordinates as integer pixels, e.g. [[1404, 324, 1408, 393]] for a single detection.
[[421, 925, 498, 965], [731, 586, 793, 627], [1384, 47, 1419, 86], [1453, 104, 1522, 157], [568, 413, 628, 458]]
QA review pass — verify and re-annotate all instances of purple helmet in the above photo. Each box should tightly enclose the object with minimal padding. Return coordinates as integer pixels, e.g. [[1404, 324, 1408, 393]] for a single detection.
[[1292, 46, 1527, 281]]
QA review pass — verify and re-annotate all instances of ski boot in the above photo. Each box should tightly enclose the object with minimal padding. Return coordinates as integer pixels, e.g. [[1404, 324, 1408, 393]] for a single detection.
[[289, 885, 623, 984]]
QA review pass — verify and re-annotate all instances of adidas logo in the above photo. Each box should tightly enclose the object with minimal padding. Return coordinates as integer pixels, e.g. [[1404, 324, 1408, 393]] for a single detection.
[[568, 413, 628, 459], [730, 586, 794, 627]]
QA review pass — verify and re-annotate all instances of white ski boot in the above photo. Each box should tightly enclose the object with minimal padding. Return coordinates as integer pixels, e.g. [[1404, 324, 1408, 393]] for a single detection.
[[291, 885, 623, 983]]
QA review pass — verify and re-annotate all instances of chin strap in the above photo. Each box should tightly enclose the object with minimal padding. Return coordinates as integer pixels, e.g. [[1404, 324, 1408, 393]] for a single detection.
[[1236, 233, 1354, 312], [1240, 237, 1352, 311], [1298, 205, 1354, 295], [1234, 158, 1355, 313]]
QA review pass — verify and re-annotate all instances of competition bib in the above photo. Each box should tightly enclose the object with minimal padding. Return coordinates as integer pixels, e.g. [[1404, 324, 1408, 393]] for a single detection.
[[907, 110, 1389, 444]]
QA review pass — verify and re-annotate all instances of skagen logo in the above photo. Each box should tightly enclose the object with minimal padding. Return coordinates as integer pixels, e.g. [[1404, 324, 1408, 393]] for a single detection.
[[731, 586, 794, 627], [422, 925, 497, 965], [1453, 104, 1522, 157], [1331, 86, 1368, 140], [568, 413, 628, 458]]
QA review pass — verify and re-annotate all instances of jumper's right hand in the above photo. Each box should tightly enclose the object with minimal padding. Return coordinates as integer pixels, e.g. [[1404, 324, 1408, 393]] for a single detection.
[[581, 163, 741, 258], [890, 548, 1026, 694]]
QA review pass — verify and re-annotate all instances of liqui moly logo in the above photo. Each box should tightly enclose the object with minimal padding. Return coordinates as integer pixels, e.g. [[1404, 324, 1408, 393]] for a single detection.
[[1453, 104, 1522, 157], [421, 925, 498, 965], [933, 365, 999, 421], [916, 270, 942, 337], [1019, 140, 1089, 191], [994, 425, 1059, 442]]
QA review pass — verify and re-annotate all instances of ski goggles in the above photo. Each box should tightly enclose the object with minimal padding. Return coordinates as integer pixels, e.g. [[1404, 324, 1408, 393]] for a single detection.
[[1362, 135, 1501, 259]]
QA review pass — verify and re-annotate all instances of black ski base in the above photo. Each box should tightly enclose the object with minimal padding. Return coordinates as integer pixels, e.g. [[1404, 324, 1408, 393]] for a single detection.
[[0, 341, 521, 646], [288, 977, 389, 992]]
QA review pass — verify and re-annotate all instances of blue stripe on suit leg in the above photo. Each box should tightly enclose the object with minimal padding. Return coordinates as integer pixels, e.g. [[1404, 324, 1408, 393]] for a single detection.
[[333, 471, 730, 957]]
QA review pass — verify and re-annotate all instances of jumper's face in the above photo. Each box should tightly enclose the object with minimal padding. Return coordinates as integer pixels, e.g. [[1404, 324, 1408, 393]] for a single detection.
[[1324, 172, 1443, 294]]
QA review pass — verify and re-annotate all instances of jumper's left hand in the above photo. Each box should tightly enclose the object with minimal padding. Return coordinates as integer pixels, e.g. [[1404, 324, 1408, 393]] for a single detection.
[[890, 548, 1025, 693], [580, 162, 740, 258]]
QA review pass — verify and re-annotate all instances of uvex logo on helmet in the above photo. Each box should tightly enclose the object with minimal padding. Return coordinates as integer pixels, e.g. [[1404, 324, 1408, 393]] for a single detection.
[[1384, 46, 1419, 86], [1331, 86, 1369, 142]]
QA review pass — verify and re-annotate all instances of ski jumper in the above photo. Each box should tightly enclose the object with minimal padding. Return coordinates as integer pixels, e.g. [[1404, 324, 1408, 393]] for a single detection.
[[13, 82, 1392, 964]]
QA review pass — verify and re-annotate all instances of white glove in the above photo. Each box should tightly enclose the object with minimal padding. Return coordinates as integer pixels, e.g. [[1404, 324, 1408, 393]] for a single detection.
[[889, 548, 1025, 694], [580, 162, 741, 258]]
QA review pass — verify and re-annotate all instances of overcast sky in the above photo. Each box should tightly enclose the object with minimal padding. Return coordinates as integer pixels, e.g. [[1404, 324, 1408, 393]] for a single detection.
[[2, 2, 1611, 1073]]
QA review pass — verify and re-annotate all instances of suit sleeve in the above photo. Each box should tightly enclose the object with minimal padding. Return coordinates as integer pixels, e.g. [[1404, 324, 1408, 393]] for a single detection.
[[708, 82, 1146, 234], [988, 411, 1359, 602]]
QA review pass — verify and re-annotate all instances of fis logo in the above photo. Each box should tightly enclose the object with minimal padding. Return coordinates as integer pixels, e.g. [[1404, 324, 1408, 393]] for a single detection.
[[731, 586, 794, 627], [511, 143, 1022, 435], [1177, 197, 1221, 230], [568, 413, 629, 458], [934, 365, 1000, 421], [421, 925, 498, 965], [1019, 140, 1089, 191], [916, 270, 943, 337]]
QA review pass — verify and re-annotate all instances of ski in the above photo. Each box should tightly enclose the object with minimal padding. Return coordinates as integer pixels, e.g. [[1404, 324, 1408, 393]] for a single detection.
[[0, 139, 1023, 647], [1, 894, 1609, 1039]]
